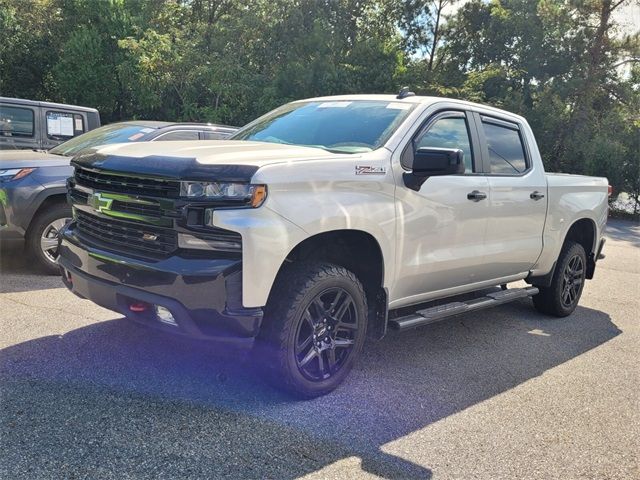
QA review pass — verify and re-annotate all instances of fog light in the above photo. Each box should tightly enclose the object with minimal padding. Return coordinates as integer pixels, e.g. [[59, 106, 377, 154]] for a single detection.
[[129, 302, 149, 313], [155, 306, 178, 326]]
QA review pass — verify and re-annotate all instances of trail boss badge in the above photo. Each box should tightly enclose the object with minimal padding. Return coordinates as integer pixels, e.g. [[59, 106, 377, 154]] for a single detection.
[[355, 165, 386, 175]]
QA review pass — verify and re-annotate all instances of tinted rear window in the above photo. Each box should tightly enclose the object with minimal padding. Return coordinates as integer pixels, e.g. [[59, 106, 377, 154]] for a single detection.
[[154, 130, 200, 141], [483, 121, 528, 174]]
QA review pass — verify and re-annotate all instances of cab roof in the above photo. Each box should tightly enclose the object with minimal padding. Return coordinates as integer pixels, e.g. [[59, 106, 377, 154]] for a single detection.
[[0, 96, 99, 113]]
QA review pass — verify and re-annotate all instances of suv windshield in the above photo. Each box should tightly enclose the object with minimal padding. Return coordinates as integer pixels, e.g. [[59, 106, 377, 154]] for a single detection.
[[231, 100, 415, 153], [49, 123, 156, 157]]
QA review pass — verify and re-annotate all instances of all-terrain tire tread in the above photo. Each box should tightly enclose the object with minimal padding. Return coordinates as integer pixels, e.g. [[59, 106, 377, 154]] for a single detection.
[[257, 261, 366, 398], [533, 241, 586, 317]]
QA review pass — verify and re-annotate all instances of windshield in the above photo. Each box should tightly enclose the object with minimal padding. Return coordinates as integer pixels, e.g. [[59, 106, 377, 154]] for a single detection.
[[49, 123, 156, 156], [231, 100, 416, 153]]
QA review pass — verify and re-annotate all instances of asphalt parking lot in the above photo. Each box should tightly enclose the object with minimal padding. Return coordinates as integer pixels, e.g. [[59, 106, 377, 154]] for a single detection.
[[0, 220, 638, 479]]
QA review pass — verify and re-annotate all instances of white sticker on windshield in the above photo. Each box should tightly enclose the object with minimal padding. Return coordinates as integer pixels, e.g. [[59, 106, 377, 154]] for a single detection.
[[386, 102, 412, 110], [75, 118, 83, 131], [318, 101, 352, 108], [128, 133, 145, 141], [140, 128, 154, 133]]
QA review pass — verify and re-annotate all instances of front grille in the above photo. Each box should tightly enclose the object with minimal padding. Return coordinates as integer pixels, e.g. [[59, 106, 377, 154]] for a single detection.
[[75, 211, 177, 256], [69, 188, 163, 219], [69, 189, 89, 204], [75, 167, 180, 198], [111, 200, 162, 218]]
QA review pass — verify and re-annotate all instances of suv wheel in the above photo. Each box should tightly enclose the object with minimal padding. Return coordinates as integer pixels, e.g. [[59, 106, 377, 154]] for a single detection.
[[26, 203, 71, 275], [533, 241, 587, 317], [257, 262, 367, 398]]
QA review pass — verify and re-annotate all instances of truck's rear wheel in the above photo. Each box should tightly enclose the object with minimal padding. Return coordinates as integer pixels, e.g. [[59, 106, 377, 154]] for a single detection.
[[533, 241, 586, 317], [257, 262, 367, 398]]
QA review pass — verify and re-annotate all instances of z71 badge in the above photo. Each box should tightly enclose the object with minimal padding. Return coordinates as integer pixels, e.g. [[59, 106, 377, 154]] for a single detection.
[[355, 165, 387, 175]]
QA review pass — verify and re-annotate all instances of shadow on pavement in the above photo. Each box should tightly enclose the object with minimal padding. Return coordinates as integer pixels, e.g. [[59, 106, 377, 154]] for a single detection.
[[0, 243, 63, 293], [0, 299, 620, 479]]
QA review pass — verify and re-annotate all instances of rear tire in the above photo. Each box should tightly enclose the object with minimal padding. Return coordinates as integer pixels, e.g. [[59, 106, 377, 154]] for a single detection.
[[256, 262, 367, 398], [26, 202, 71, 275], [533, 241, 586, 317]]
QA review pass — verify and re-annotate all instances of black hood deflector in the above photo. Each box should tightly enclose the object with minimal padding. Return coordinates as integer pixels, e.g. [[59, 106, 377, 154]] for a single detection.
[[71, 152, 259, 182]]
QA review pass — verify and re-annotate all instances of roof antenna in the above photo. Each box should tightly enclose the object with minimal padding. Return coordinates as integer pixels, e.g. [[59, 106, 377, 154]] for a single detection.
[[397, 87, 415, 99]]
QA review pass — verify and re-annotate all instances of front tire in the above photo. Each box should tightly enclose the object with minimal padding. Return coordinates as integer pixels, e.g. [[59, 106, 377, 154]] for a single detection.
[[257, 262, 367, 398], [26, 203, 72, 275], [533, 241, 587, 317]]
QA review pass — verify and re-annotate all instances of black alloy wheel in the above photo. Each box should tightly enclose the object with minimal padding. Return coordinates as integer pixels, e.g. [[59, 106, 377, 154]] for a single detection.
[[294, 287, 358, 381], [560, 254, 584, 308], [257, 262, 367, 398], [533, 241, 587, 317]]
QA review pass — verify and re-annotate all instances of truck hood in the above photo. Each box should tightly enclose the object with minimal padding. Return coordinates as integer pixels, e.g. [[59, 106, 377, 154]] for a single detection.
[[71, 140, 352, 181], [0, 149, 71, 169], [77, 140, 343, 167]]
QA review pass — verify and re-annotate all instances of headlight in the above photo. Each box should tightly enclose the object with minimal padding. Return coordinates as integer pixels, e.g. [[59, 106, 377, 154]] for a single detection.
[[0, 168, 36, 182], [180, 181, 267, 207]]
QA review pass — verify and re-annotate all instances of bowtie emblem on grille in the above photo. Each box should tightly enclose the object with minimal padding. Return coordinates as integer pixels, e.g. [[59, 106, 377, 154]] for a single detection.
[[88, 192, 113, 213], [142, 233, 158, 241]]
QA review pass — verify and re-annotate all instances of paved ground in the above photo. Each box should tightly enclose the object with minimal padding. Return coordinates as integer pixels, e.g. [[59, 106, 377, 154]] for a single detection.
[[0, 220, 638, 479]]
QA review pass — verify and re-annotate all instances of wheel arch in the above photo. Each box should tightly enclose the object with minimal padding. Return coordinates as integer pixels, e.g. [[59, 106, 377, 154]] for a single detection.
[[271, 229, 389, 340], [24, 190, 69, 236], [563, 217, 598, 279]]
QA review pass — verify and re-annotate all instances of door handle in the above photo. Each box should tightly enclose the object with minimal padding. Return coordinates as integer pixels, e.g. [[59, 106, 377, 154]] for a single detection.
[[467, 190, 487, 201], [530, 191, 545, 200]]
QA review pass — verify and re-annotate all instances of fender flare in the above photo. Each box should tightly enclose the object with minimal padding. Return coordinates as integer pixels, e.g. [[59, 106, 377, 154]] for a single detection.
[[21, 186, 69, 233]]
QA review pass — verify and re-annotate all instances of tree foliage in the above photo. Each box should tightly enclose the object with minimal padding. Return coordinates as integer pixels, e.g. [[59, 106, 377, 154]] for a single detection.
[[1, 0, 638, 206]]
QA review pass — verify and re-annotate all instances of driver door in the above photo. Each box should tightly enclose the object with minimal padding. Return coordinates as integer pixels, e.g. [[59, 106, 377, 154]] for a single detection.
[[392, 110, 491, 306]]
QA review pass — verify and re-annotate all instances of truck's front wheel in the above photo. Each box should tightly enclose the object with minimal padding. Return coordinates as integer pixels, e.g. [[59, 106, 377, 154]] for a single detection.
[[257, 262, 367, 398]]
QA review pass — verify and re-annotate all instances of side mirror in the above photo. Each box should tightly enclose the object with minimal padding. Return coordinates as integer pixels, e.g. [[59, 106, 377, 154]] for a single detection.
[[403, 147, 465, 191]]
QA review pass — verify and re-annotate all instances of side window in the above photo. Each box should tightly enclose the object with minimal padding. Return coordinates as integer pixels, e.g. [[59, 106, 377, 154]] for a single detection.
[[203, 131, 229, 140], [73, 114, 85, 134], [46, 111, 84, 140], [0, 106, 35, 137], [154, 130, 200, 141], [482, 121, 528, 174], [414, 116, 474, 173]]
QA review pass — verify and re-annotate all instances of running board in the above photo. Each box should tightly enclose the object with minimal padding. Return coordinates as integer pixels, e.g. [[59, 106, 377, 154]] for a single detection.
[[389, 286, 539, 331]]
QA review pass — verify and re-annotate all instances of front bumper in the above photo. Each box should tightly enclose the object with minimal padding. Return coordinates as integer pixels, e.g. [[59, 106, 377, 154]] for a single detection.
[[58, 222, 263, 344]]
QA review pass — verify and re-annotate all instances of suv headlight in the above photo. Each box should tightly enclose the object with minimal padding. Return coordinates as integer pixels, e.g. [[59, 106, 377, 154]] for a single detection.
[[180, 181, 267, 207], [0, 168, 36, 182]]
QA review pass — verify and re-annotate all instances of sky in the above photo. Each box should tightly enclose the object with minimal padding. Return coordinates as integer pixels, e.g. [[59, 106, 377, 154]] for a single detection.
[[443, 0, 640, 37], [613, 1, 640, 37]]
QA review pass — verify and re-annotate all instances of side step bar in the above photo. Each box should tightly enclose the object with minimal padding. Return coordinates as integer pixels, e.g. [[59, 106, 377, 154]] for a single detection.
[[389, 286, 539, 332]]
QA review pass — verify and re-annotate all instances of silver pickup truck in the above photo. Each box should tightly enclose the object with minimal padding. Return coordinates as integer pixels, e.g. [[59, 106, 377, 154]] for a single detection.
[[58, 93, 609, 398]]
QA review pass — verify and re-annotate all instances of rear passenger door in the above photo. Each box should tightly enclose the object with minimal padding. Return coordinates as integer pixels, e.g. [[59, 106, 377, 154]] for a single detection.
[[475, 114, 547, 279]]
